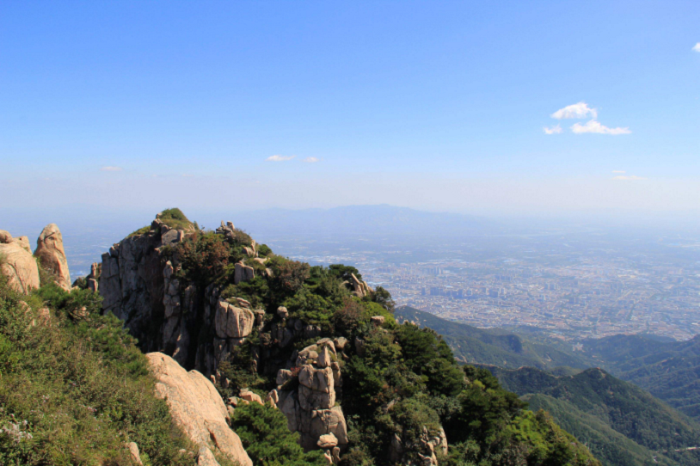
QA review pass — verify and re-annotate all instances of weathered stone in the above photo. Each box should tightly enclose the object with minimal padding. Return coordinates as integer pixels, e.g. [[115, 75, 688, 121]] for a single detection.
[[317, 338, 336, 354], [298, 384, 335, 410], [239, 389, 263, 405], [0, 230, 11, 244], [318, 346, 332, 368], [233, 262, 255, 284], [371, 315, 385, 326], [197, 446, 220, 466], [318, 433, 338, 449], [214, 301, 255, 339], [277, 306, 289, 319], [331, 362, 342, 388], [266, 389, 280, 405], [0, 238, 40, 294], [34, 224, 71, 290], [146, 353, 252, 466], [298, 365, 334, 393], [87, 278, 98, 292], [334, 337, 348, 351], [125, 442, 143, 466], [276, 369, 294, 386]]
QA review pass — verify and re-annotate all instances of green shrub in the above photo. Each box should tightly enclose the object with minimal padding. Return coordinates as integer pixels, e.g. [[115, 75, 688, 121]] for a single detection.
[[158, 208, 193, 231], [232, 402, 326, 466], [0, 275, 194, 465]]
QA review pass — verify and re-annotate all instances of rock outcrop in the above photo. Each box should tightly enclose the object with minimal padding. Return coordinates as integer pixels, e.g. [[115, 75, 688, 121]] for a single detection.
[[99, 215, 261, 372], [389, 426, 448, 466], [0, 230, 40, 294], [274, 339, 349, 460], [99, 217, 191, 361], [34, 223, 71, 290], [348, 273, 373, 298], [146, 352, 252, 466]]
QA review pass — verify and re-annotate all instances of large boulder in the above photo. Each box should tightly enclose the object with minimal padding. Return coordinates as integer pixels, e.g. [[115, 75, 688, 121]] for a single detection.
[[146, 353, 252, 466], [0, 230, 40, 294], [34, 223, 71, 290], [214, 301, 255, 339]]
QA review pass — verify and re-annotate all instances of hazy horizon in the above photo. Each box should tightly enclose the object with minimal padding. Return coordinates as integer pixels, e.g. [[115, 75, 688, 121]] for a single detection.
[[2, 1, 699, 219]]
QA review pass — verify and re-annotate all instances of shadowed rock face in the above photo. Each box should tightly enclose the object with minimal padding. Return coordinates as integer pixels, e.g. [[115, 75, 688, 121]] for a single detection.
[[146, 352, 252, 466], [99, 226, 170, 354], [0, 229, 40, 294], [35, 223, 71, 290]]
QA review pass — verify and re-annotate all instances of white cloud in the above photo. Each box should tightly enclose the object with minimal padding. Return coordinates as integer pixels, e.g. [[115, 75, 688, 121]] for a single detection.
[[266, 155, 295, 162], [303, 157, 320, 163], [543, 125, 562, 135], [571, 120, 631, 135], [612, 175, 646, 180], [612, 170, 626, 174], [693, 43, 700, 52], [551, 102, 598, 120], [101, 166, 122, 171]]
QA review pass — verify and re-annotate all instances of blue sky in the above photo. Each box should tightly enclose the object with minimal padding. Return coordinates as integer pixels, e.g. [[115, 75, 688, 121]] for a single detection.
[[1, 1, 699, 216]]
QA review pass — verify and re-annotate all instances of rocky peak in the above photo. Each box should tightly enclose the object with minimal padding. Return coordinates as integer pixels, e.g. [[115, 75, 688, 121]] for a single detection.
[[35, 223, 71, 290], [0, 229, 40, 294]]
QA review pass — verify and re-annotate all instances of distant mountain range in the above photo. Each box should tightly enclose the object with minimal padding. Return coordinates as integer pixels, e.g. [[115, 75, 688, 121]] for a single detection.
[[396, 306, 700, 466], [227, 204, 493, 238]]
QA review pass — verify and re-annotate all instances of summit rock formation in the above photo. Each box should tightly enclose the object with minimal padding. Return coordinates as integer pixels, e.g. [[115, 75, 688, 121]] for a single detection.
[[0, 229, 40, 294], [34, 223, 71, 290]]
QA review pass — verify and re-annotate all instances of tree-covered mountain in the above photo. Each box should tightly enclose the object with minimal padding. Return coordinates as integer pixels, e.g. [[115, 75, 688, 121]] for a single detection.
[[486, 365, 700, 466], [89, 210, 599, 466], [579, 334, 700, 421], [396, 306, 700, 466], [396, 306, 587, 370]]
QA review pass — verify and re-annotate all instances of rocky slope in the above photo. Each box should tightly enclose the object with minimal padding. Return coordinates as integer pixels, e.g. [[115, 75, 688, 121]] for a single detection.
[[93, 209, 600, 466]]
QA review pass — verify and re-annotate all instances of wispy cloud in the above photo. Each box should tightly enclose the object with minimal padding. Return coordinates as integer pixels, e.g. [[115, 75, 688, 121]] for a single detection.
[[571, 120, 631, 135], [303, 157, 320, 163], [266, 155, 295, 162], [612, 175, 646, 181], [101, 166, 122, 172], [612, 170, 626, 174], [551, 102, 597, 120], [543, 125, 562, 135], [693, 43, 700, 52]]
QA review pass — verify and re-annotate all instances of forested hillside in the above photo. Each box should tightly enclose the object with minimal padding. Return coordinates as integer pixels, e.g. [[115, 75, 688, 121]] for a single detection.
[[580, 334, 700, 421], [487, 366, 700, 466], [396, 306, 586, 369]]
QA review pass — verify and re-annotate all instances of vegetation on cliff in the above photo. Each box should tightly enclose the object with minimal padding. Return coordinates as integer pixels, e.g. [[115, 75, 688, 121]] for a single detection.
[[152, 212, 600, 466], [0, 276, 195, 465]]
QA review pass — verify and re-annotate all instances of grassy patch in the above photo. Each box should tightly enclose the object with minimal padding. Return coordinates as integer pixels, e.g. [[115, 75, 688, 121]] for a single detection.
[[0, 277, 195, 465]]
